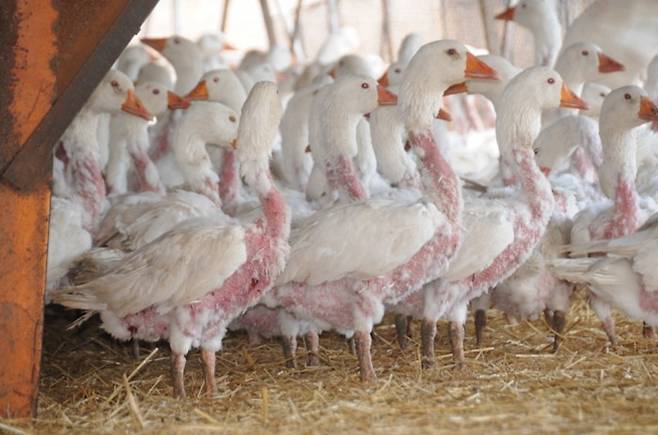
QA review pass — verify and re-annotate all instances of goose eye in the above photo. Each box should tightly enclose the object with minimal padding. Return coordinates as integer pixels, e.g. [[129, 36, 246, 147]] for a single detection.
[[394, 68, 401, 73], [600, 92, 606, 98], [582, 50, 589, 56], [361, 82, 369, 89], [152, 89, 160, 95], [173, 38, 180, 44], [521, 2, 527, 7], [446, 48, 457, 56], [625, 93, 631, 100], [228, 115, 236, 123], [213, 77, 219, 83], [110, 80, 119, 88], [534, 148, 539, 155], [547, 78, 555, 84]]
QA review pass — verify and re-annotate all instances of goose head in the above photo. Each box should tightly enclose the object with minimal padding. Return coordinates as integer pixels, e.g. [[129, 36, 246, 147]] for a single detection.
[[497, 67, 587, 149], [496, 0, 558, 33], [136, 62, 175, 89], [116, 45, 153, 81], [197, 32, 235, 54], [378, 62, 405, 88], [399, 39, 497, 133], [581, 83, 611, 119], [397, 32, 423, 65], [88, 70, 152, 120], [555, 42, 625, 86], [446, 54, 520, 108], [185, 69, 248, 111], [331, 54, 377, 79], [135, 82, 188, 117], [600, 86, 658, 135], [141, 36, 201, 69], [236, 82, 283, 188], [330, 75, 397, 115]]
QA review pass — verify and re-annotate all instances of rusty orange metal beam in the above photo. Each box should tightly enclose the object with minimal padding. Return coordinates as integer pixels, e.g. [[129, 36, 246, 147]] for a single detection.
[[0, 0, 157, 418]]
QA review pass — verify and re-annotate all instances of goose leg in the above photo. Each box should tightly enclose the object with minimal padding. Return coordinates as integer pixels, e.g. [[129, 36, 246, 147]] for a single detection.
[[306, 329, 320, 366], [642, 322, 655, 339], [131, 339, 140, 359], [552, 310, 567, 352], [395, 314, 410, 350], [420, 319, 437, 369], [170, 352, 187, 398], [201, 349, 216, 396], [347, 337, 356, 355], [449, 321, 465, 369], [590, 296, 617, 347], [247, 329, 262, 347], [281, 335, 298, 368], [474, 309, 486, 347], [354, 330, 376, 382], [543, 308, 554, 328]]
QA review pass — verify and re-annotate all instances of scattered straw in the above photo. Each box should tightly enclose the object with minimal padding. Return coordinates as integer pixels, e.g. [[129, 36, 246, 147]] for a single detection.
[[3, 294, 658, 433]]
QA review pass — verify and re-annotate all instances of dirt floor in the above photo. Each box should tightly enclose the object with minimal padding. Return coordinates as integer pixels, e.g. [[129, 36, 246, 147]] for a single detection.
[[3, 294, 658, 434]]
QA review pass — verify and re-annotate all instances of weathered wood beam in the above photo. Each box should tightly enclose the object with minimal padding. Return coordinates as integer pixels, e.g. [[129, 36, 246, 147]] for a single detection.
[[1, 0, 159, 192], [0, 0, 157, 418]]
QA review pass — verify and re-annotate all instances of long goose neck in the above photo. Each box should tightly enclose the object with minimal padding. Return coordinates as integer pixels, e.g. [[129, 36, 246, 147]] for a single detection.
[[514, 146, 554, 221], [325, 153, 367, 201], [599, 128, 641, 237], [219, 149, 239, 207], [173, 121, 221, 206], [410, 130, 462, 224], [532, 17, 561, 67], [252, 170, 291, 241]]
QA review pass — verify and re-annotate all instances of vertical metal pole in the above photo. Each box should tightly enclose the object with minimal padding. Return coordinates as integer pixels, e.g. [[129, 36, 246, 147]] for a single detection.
[[326, 0, 339, 33], [380, 0, 394, 62], [259, 0, 278, 49], [220, 0, 231, 33]]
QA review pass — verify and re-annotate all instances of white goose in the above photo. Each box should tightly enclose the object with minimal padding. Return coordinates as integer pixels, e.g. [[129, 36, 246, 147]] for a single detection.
[[105, 82, 189, 195], [264, 41, 496, 382], [54, 70, 152, 232], [54, 82, 291, 398], [392, 67, 585, 367]]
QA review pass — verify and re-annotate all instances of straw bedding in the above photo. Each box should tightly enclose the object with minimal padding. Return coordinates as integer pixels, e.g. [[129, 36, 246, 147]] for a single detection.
[[3, 293, 658, 434]]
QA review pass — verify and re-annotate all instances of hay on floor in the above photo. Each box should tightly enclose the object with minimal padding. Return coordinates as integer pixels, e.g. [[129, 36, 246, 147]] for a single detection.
[[4, 293, 658, 434]]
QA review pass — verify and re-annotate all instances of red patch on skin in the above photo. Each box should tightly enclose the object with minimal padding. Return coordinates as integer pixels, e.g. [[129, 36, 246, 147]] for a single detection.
[[325, 154, 368, 200], [120, 185, 291, 349], [600, 175, 641, 240], [571, 147, 597, 183], [149, 119, 175, 162], [55, 141, 69, 167], [219, 149, 239, 206], [70, 154, 106, 232], [130, 148, 165, 194]]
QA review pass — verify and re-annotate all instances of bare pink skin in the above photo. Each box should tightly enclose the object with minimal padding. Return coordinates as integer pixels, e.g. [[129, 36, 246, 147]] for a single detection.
[[149, 119, 174, 162], [395, 147, 554, 336], [639, 286, 658, 313], [325, 154, 368, 200], [129, 147, 166, 194], [106, 177, 290, 364], [231, 305, 282, 340], [219, 149, 239, 208], [196, 176, 222, 208], [69, 152, 106, 232], [272, 130, 462, 343], [596, 175, 642, 240], [570, 147, 599, 184]]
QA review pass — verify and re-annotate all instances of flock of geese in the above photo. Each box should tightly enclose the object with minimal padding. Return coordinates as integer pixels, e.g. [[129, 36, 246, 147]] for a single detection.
[[46, 0, 658, 398]]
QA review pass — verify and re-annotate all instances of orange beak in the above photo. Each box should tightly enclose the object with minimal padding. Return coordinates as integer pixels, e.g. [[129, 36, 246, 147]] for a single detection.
[[465, 52, 498, 80], [597, 52, 625, 74], [444, 82, 468, 96], [435, 108, 452, 121], [539, 166, 551, 176], [141, 37, 167, 53], [378, 71, 389, 87], [328, 68, 337, 79], [223, 41, 238, 51], [122, 90, 153, 121], [495, 7, 515, 21], [559, 84, 589, 110], [638, 96, 658, 122], [377, 85, 398, 106], [167, 91, 190, 110], [230, 138, 238, 149], [185, 80, 209, 101]]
